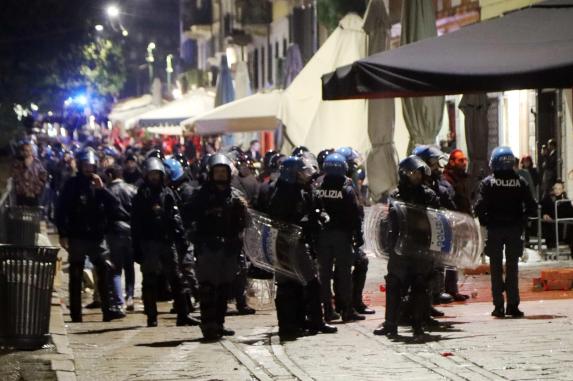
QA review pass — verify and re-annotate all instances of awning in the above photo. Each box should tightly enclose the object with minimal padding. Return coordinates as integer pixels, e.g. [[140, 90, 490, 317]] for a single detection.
[[108, 94, 158, 129], [322, 0, 573, 100], [147, 126, 183, 136], [182, 91, 282, 136], [138, 88, 215, 127]]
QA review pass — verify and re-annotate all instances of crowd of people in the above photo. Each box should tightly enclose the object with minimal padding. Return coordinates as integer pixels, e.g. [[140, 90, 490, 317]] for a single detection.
[[7, 134, 572, 341]]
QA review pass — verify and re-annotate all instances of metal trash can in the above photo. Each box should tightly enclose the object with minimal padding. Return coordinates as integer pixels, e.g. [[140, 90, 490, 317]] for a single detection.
[[0, 245, 59, 350], [4, 207, 42, 246]]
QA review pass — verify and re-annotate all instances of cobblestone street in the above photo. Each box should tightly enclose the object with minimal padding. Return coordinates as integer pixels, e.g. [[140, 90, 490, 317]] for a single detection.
[[60, 252, 573, 381]]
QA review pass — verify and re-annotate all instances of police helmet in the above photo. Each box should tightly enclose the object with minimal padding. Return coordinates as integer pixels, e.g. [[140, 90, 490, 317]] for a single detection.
[[323, 153, 348, 177], [146, 148, 165, 161], [279, 156, 304, 184], [412, 145, 448, 168], [300, 151, 319, 175], [317, 148, 335, 171], [234, 151, 255, 170], [398, 155, 431, 184], [163, 158, 185, 182], [291, 146, 309, 157], [269, 153, 286, 172], [172, 152, 189, 168], [207, 153, 233, 174], [103, 145, 119, 159], [77, 147, 99, 166], [144, 157, 165, 176], [263, 150, 279, 170], [336, 146, 358, 162], [490, 146, 515, 172]]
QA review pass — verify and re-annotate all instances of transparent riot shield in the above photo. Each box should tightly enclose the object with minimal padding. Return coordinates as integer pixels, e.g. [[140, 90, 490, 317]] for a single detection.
[[363, 201, 483, 267], [244, 210, 314, 285], [363, 203, 391, 258]]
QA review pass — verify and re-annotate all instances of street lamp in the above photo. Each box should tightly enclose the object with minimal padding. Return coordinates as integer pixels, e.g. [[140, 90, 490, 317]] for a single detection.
[[106, 4, 120, 18], [95, 24, 104, 32], [166, 54, 174, 93], [146, 42, 156, 92]]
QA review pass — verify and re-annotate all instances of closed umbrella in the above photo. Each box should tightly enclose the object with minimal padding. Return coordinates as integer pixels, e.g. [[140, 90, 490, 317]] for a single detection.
[[459, 93, 490, 186], [400, 0, 444, 153], [363, 0, 397, 199], [234, 60, 257, 149], [215, 55, 236, 147], [280, 14, 369, 155]]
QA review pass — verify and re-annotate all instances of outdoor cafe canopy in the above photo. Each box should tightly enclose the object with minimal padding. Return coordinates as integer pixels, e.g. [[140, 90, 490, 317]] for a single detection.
[[322, 0, 573, 100]]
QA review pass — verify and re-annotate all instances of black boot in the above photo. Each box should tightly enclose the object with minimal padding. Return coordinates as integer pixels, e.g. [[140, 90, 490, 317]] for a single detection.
[[373, 323, 397, 337], [491, 306, 505, 318], [505, 305, 524, 318]]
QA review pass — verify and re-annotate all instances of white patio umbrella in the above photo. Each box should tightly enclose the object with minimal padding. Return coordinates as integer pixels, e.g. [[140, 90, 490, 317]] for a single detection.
[[182, 91, 282, 136], [137, 88, 215, 128]]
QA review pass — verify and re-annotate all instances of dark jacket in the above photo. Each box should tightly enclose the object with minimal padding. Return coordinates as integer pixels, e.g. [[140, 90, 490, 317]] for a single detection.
[[541, 193, 573, 220], [382, 183, 440, 257], [56, 174, 125, 240], [443, 168, 473, 215], [231, 174, 260, 207], [268, 180, 325, 248], [170, 178, 198, 231], [131, 183, 186, 253], [315, 174, 362, 237], [429, 176, 457, 211], [474, 171, 537, 228], [184, 182, 248, 253], [107, 179, 137, 235], [255, 178, 276, 213]]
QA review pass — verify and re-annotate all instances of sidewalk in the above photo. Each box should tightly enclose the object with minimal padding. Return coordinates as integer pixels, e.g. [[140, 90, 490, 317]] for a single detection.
[[56, 250, 573, 381], [0, 229, 76, 381]]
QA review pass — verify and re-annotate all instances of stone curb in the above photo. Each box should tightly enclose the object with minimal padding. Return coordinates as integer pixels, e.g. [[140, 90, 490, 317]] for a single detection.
[[49, 267, 77, 381]]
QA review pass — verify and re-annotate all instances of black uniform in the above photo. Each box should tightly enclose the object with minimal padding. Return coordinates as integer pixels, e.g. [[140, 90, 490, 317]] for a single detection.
[[170, 178, 200, 311], [56, 174, 125, 322], [131, 183, 190, 325], [427, 177, 457, 306], [268, 180, 329, 336], [380, 183, 440, 335], [184, 181, 248, 337], [474, 171, 537, 313], [315, 174, 363, 319]]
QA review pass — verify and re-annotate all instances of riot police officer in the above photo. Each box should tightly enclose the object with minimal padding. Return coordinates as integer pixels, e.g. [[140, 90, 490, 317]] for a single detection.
[[374, 155, 439, 338], [268, 156, 337, 339], [412, 145, 456, 211], [413, 145, 457, 312], [256, 152, 285, 213], [332, 147, 375, 316], [164, 158, 200, 313], [474, 147, 537, 318], [56, 148, 125, 322], [315, 153, 365, 322], [131, 157, 199, 327], [184, 153, 249, 340]]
